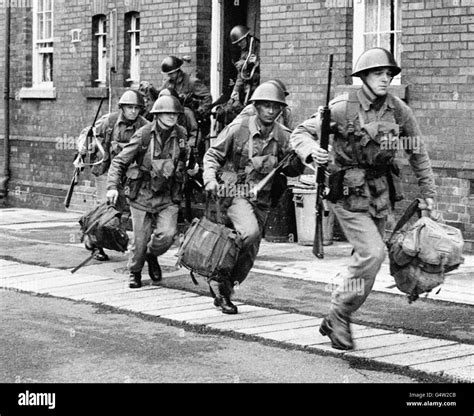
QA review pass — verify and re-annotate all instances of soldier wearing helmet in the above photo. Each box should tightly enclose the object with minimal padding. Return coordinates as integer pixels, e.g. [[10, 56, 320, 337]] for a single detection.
[[229, 25, 260, 109], [203, 82, 300, 314], [159, 56, 212, 123], [290, 47, 436, 351], [107, 95, 189, 289], [230, 79, 294, 129], [75, 89, 149, 261]]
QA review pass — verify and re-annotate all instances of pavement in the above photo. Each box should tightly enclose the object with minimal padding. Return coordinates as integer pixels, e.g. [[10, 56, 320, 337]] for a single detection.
[[0, 207, 473, 383]]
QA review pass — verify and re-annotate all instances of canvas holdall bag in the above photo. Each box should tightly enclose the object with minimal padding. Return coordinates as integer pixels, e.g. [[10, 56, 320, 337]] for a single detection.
[[79, 202, 129, 253], [386, 199, 464, 302], [176, 196, 241, 283]]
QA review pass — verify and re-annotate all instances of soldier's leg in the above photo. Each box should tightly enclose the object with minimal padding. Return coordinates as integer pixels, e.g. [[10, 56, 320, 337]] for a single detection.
[[146, 204, 179, 282], [320, 203, 386, 350], [127, 206, 154, 288], [226, 197, 262, 286]]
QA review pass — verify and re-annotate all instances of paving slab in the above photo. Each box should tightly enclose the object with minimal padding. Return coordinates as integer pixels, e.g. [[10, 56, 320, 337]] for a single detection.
[[163, 304, 267, 323], [241, 318, 323, 335], [105, 291, 193, 309], [375, 343, 474, 367], [349, 339, 457, 359], [209, 312, 314, 331], [410, 355, 474, 372]]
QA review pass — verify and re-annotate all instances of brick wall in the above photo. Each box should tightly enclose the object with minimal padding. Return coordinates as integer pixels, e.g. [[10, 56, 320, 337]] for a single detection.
[[0, 0, 212, 212]]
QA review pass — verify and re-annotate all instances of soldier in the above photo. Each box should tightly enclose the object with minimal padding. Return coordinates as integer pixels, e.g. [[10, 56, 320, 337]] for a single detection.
[[106, 95, 189, 289], [231, 79, 293, 129], [138, 81, 160, 122], [290, 48, 437, 350], [159, 56, 212, 124], [76, 89, 149, 261], [203, 82, 298, 314], [229, 25, 260, 108]]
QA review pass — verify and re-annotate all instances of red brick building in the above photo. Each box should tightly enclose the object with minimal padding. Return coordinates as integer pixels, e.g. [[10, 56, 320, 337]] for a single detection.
[[1, 0, 473, 250]]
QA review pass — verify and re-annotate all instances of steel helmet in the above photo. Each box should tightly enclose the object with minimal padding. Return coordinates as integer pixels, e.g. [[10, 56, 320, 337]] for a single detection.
[[352, 47, 401, 78], [150, 95, 183, 114], [230, 25, 250, 44], [249, 82, 287, 106], [118, 90, 144, 107], [267, 79, 289, 96], [161, 56, 183, 75], [158, 88, 180, 100]]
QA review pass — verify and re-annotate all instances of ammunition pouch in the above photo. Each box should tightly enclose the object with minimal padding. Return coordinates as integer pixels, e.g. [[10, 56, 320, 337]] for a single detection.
[[326, 169, 347, 203], [123, 166, 144, 201], [342, 168, 370, 212]]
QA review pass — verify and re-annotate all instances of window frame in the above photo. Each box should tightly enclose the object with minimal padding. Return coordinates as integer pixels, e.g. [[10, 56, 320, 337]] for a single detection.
[[94, 15, 107, 87], [353, 0, 401, 85], [126, 12, 141, 87], [32, 0, 54, 89]]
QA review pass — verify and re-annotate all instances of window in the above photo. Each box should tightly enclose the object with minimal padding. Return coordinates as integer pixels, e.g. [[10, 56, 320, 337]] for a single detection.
[[32, 0, 54, 88], [93, 15, 107, 87], [353, 0, 402, 85], [125, 12, 140, 87]]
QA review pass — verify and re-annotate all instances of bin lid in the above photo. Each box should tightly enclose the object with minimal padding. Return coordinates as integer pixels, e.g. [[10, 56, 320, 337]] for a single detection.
[[298, 174, 316, 187]]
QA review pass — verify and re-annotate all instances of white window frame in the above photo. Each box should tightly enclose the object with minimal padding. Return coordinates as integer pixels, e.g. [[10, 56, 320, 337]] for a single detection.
[[95, 16, 107, 87], [32, 0, 54, 89], [353, 0, 401, 85], [127, 13, 140, 87]]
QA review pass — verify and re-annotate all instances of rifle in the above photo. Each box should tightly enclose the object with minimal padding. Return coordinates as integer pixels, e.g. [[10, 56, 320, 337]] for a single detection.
[[313, 54, 334, 259], [64, 97, 105, 208], [250, 150, 294, 198]]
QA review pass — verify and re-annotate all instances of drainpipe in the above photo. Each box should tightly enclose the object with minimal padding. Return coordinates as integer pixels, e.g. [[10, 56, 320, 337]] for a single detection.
[[1, 0, 11, 198]]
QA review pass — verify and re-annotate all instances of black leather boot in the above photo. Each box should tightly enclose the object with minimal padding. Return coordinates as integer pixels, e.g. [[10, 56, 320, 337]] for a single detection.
[[319, 310, 354, 350], [128, 272, 142, 289], [211, 280, 237, 314], [146, 253, 162, 282], [93, 248, 109, 261]]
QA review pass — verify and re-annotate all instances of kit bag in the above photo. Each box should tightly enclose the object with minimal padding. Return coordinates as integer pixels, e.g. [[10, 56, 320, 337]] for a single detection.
[[176, 197, 241, 283], [386, 199, 464, 302], [79, 202, 129, 252]]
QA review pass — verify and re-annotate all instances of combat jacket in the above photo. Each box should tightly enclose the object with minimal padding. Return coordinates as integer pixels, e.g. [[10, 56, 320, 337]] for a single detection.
[[107, 121, 189, 213], [160, 70, 212, 121], [203, 114, 292, 209], [231, 40, 260, 104], [78, 111, 149, 177], [290, 86, 436, 217]]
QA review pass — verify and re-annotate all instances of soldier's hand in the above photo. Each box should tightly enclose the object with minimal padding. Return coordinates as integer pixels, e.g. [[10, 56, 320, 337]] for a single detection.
[[419, 197, 440, 220], [205, 180, 219, 195], [187, 165, 199, 177], [311, 146, 332, 166], [106, 190, 119, 205]]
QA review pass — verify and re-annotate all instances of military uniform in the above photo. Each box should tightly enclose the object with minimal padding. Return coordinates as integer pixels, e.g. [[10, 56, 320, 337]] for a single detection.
[[160, 70, 212, 122], [291, 85, 436, 321], [231, 40, 260, 106], [107, 120, 189, 276], [203, 114, 293, 296], [78, 111, 149, 213]]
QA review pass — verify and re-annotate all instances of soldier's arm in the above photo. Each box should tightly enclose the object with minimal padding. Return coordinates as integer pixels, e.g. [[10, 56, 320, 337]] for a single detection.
[[398, 101, 437, 198], [202, 124, 236, 185], [107, 130, 143, 191], [290, 101, 342, 163], [191, 77, 212, 117]]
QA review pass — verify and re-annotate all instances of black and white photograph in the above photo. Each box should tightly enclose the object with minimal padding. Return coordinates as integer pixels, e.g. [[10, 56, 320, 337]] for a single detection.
[[0, 0, 472, 412]]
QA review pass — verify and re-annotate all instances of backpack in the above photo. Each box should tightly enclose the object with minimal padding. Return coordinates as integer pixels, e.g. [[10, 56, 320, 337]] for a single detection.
[[175, 199, 241, 284], [79, 202, 129, 252], [386, 199, 464, 303]]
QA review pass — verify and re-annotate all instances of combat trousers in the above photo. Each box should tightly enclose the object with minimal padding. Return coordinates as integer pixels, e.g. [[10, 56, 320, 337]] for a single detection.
[[128, 204, 179, 274], [330, 203, 387, 316], [209, 197, 263, 297]]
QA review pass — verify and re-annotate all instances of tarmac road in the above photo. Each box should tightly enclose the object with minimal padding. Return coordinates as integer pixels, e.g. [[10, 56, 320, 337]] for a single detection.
[[0, 290, 417, 384]]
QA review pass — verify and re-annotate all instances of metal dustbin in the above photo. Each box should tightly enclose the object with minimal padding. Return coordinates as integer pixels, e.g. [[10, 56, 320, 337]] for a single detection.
[[265, 187, 297, 243], [292, 188, 334, 246]]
